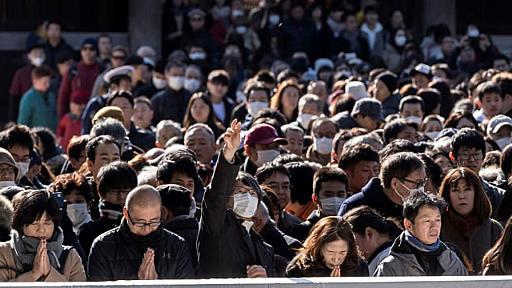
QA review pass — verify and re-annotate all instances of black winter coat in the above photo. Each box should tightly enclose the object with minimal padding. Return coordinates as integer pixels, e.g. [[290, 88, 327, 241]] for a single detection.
[[197, 153, 274, 278], [87, 221, 193, 281]]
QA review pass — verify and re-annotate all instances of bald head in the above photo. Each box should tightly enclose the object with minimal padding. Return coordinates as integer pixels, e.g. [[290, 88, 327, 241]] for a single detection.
[[125, 184, 162, 211]]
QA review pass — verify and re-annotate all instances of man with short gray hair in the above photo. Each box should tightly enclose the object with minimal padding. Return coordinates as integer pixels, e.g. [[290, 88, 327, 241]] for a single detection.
[[184, 123, 217, 167]]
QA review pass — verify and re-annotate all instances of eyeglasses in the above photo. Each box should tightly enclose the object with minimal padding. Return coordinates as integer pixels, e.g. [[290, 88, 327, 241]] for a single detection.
[[0, 167, 16, 174], [82, 46, 95, 51], [107, 189, 130, 196], [458, 152, 483, 160], [400, 177, 428, 189], [127, 212, 160, 228], [190, 17, 204, 22]]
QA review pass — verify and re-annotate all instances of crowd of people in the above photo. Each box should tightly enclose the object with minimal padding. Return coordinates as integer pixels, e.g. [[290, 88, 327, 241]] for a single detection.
[[3, 0, 512, 282]]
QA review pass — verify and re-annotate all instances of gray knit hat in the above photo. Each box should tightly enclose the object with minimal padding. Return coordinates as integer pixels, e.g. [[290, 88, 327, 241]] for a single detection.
[[0, 148, 17, 178]]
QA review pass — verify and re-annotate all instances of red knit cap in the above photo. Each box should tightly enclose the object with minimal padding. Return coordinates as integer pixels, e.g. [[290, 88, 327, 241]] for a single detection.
[[71, 90, 90, 105]]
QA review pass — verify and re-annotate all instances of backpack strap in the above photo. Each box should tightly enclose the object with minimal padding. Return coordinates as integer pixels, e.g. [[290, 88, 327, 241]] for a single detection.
[[58, 246, 73, 274]]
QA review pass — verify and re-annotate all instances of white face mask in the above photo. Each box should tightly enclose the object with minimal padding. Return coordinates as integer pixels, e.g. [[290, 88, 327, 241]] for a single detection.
[[189, 197, 197, 218], [319, 197, 345, 216], [236, 26, 248, 34], [468, 28, 480, 38], [255, 149, 280, 167], [184, 78, 201, 93], [405, 115, 422, 126], [395, 35, 407, 47], [189, 52, 206, 61], [314, 137, 333, 155], [495, 137, 512, 150], [152, 76, 167, 90], [396, 181, 425, 203], [168, 76, 185, 90], [232, 192, 259, 219], [66, 203, 92, 229], [16, 161, 30, 180], [425, 131, 440, 141], [247, 101, 269, 117], [297, 113, 316, 130], [0, 181, 16, 189], [269, 14, 280, 25], [30, 56, 45, 67]]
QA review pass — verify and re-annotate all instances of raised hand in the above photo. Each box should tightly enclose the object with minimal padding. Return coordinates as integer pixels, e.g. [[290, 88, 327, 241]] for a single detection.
[[223, 119, 242, 162]]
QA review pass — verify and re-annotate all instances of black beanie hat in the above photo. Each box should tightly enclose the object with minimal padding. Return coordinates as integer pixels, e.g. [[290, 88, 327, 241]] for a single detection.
[[157, 184, 192, 216], [376, 71, 398, 93]]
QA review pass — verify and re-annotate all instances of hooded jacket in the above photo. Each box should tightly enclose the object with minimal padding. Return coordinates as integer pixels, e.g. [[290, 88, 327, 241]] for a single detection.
[[374, 232, 468, 276]]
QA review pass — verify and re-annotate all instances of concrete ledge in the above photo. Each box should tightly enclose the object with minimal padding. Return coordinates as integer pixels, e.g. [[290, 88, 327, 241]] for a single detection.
[[0, 276, 511, 288]]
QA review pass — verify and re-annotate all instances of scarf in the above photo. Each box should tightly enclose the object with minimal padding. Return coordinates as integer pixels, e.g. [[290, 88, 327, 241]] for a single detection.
[[98, 201, 124, 221], [120, 220, 162, 255], [404, 230, 441, 253], [10, 228, 64, 272], [446, 211, 481, 236]]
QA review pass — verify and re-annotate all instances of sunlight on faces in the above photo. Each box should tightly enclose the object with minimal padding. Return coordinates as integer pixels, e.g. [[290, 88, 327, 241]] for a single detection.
[[104, 188, 129, 206], [169, 171, 195, 193], [449, 179, 475, 216], [88, 143, 121, 179], [23, 212, 54, 240], [111, 97, 133, 127], [412, 74, 430, 90], [320, 239, 348, 269], [133, 102, 153, 129], [228, 181, 259, 209], [423, 119, 442, 133], [0, 164, 16, 181], [481, 92, 502, 118], [284, 129, 304, 156], [64, 190, 87, 204], [405, 206, 442, 245], [281, 87, 301, 112], [262, 172, 290, 209], [157, 126, 179, 148], [125, 203, 161, 236], [184, 128, 216, 165], [346, 161, 379, 193], [455, 147, 483, 173], [392, 167, 427, 200], [190, 98, 210, 123], [396, 125, 417, 143]]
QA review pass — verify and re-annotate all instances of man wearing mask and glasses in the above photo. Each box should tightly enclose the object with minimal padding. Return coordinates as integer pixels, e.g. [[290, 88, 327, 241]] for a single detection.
[[88, 184, 193, 281], [338, 152, 426, 220], [198, 120, 274, 278]]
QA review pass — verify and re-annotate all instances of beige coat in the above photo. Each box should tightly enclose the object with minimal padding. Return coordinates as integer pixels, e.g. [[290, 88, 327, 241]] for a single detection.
[[0, 241, 86, 282]]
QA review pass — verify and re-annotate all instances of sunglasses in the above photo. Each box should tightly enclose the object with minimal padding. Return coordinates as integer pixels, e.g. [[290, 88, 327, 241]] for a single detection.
[[82, 46, 95, 51]]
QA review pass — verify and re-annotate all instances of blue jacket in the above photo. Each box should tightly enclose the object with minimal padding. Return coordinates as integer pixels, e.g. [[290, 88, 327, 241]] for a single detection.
[[338, 177, 403, 219]]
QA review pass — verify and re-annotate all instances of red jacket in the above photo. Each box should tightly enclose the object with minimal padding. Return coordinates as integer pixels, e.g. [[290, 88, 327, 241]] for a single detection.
[[57, 61, 100, 118], [57, 113, 81, 150]]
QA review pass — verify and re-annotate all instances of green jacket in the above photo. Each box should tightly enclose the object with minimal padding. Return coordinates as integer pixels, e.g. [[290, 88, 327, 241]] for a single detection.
[[17, 88, 57, 131]]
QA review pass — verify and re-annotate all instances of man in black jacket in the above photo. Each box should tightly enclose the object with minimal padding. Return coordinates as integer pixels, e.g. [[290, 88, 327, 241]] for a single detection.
[[88, 185, 193, 280], [198, 120, 274, 278], [158, 184, 199, 268], [151, 61, 191, 125]]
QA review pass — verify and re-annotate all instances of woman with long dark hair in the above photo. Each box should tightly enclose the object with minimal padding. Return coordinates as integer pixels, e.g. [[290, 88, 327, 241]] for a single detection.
[[286, 216, 368, 277], [482, 216, 512, 275], [438, 167, 503, 274], [182, 92, 225, 139]]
